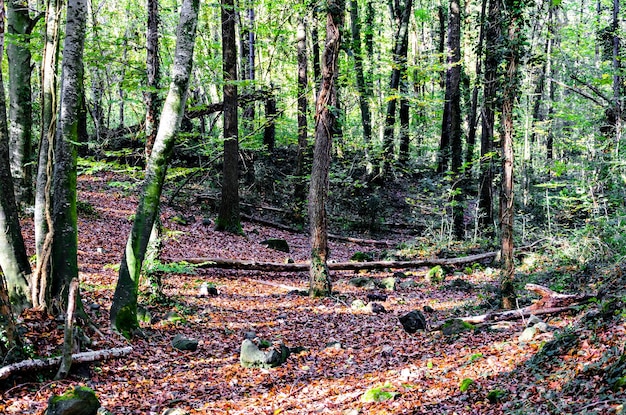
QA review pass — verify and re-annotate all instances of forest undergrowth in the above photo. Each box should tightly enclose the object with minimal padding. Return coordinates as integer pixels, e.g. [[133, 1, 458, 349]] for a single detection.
[[1, 153, 625, 414]]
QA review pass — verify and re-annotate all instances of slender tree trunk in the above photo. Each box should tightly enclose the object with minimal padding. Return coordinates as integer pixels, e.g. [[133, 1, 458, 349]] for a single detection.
[[49, 0, 88, 314], [382, 0, 413, 174], [294, 15, 309, 214], [0, 4, 31, 314], [311, 9, 321, 100], [263, 91, 276, 151], [349, 0, 372, 146], [466, 0, 486, 164], [500, 0, 523, 310], [0, 264, 21, 363], [110, 0, 199, 337], [7, 0, 35, 208], [438, 5, 446, 90], [240, 1, 255, 136], [611, 0, 622, 147], [478, 0, 501, 235], [33, 0, 62, 310], [309, 0, 344, 298], [216, 0, 242, 234], [145, 0, 160, 158]]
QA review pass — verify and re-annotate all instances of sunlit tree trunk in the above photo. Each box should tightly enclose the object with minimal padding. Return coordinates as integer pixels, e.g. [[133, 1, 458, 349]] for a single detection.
[[0, 3, 31, 314], [49, 0, 88, 314], [33, 0, 61, 310], [0, 268, 21, 363], [478, 0, 501, 236], [349, 0, 372, 146], [309, 0, 344, 298], [110, 0, 199, 337], [500, 0, 523, 310], [216, 0, 242, 234], [7, 0, 36, 208]]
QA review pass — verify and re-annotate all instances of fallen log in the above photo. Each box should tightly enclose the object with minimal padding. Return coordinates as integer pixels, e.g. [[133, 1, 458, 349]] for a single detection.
[[430, 283, 595, 330], [0, 346, 133, 380], [174, 251, 497, 272]]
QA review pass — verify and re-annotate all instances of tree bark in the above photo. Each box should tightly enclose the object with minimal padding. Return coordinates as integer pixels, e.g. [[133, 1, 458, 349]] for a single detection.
[[216, 0, 242, 234], [110, 0, 199, 337], [478, 0, 501, 235], [0, 4, 32, 314], [145, 0, 161, 158], [382, 0, 413, 174], [309, 0, 344, 298], [239, 1, 255, 136], [294, 16, 309, 208], [349, 0, 372, 145], [33, 0, 62, 310], [465, 0, 486, 164], [7, 0, 35, 208], [499, 0, 523, 309]]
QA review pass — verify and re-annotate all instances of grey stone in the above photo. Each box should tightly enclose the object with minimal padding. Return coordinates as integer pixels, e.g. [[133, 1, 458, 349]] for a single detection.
[[162, 409, 189, 415], [351, 299, 366, 309], [399, 279, 418, 289], [379, 277, 396, 291], [365, 302, 387, 314], [441, 319, 474, 336], [260, 238, 290, 253], [519, 326, 538, 342], [172, 334, 198, 351], [240, 339, 290, 368], [46, 386, 100, 415]]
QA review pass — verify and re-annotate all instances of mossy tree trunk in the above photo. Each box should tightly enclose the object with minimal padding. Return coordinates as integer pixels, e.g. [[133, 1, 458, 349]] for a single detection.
[[110, 0, 199, 337], [216, 0, 242, 235], [308, 0, 344, 298], [49, 0, 88, 314], [0, 4, 31, 314]]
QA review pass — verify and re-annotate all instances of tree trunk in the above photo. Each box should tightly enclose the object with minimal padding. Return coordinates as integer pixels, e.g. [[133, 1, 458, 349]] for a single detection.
[[263, 91, 276, 151], [145, 0, 161, 158], [216, 0, 242, 234], [309, 0, 344, 298], [611, 0, 622, 147], [33, 0, 62, 310], [478, 0, 501, 235], [499, 0, 523, 310], [49, 0, 88, 314], [311, 9, 321, 100], [465, 0, 486, 164], [110, 0, 199, 337], [349, 0, 372, 146], [240, 2, 255, 136], [294, 16, 309, 209], [0, 5, 31, 314], [7, 0, 35, 208], [0, 262, 21, 363], [382, 0, 413, 174]]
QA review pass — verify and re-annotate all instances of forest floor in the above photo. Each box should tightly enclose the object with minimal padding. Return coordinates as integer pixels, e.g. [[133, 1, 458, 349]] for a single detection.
[[1, 162, 625, 415]]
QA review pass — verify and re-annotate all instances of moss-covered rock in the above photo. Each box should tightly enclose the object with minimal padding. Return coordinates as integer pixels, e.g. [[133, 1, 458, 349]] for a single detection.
[[46, 386, 100, 415]]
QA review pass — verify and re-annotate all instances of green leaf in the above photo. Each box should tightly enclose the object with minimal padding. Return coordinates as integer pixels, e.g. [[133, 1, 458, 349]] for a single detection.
[[361, 384, 400, 402], [459, 378, 474, 392]]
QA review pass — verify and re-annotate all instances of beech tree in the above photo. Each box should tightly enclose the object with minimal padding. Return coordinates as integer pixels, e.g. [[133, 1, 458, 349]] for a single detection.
[[110, 0, 200, 337], [308, 0, 345, 297]]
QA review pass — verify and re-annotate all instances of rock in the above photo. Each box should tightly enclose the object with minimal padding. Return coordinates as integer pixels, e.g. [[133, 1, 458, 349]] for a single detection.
[[46, 386, 100, 415], [198, 283, 218, 297], [393, 271, 407, 279], [240, 339, 290, 368], [89, 303, 100, 311], [423, 305, 435, 313], [172, 334, 199, 351], [349, 277, 374, 288], [399, 310, 427, 333], [534, 322, 549, 332], [260, 238, 290, 253], [162, 409, 189, 415], [518, 326, 538, 342], [367, 293, 388, 302], [244, 331, 257, 340], [276, 313, 288, 320], [164, 311, 184, 323], [398, 279, 418, 289], [351, 251, 374, 262], [425, 266, 445, 284], [287, 289, 307, 296], [365, 302, 387, 314], [96, 408, 113, 415], [441, 319, 474, 336], [526, 315, 542, 326], [326, 341, 342, 349], [379, 277, 396, 291]]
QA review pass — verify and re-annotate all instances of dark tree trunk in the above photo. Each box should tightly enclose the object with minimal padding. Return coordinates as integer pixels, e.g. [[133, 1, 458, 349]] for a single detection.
[[349, 0, 372, 146], [145, 0, 160, 158], [0, 4, 31, 314], [294, 16, 309, 210], [263, 91, 276, 151], [240, 1, 255, 136], [500, 0, 524, 310], [382, 0, 413, 173], [110, 0, 199, 337], [7, 0, 35, 208], [466, 0, 486, 164], [611, 0, 622, 145], [49, 0, 88, 314], [438, 5, 446, 90], [309, 0, 344, 298], [216, 0, 242, 234], [311, 10, 321, 99], [478, 0, 502, 235]]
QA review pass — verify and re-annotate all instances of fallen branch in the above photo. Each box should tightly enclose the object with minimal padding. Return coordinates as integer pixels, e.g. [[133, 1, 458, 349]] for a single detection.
[[431, 283, 595, 330], [174, 251, 497, 272], [0, 346, 133, 380]]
